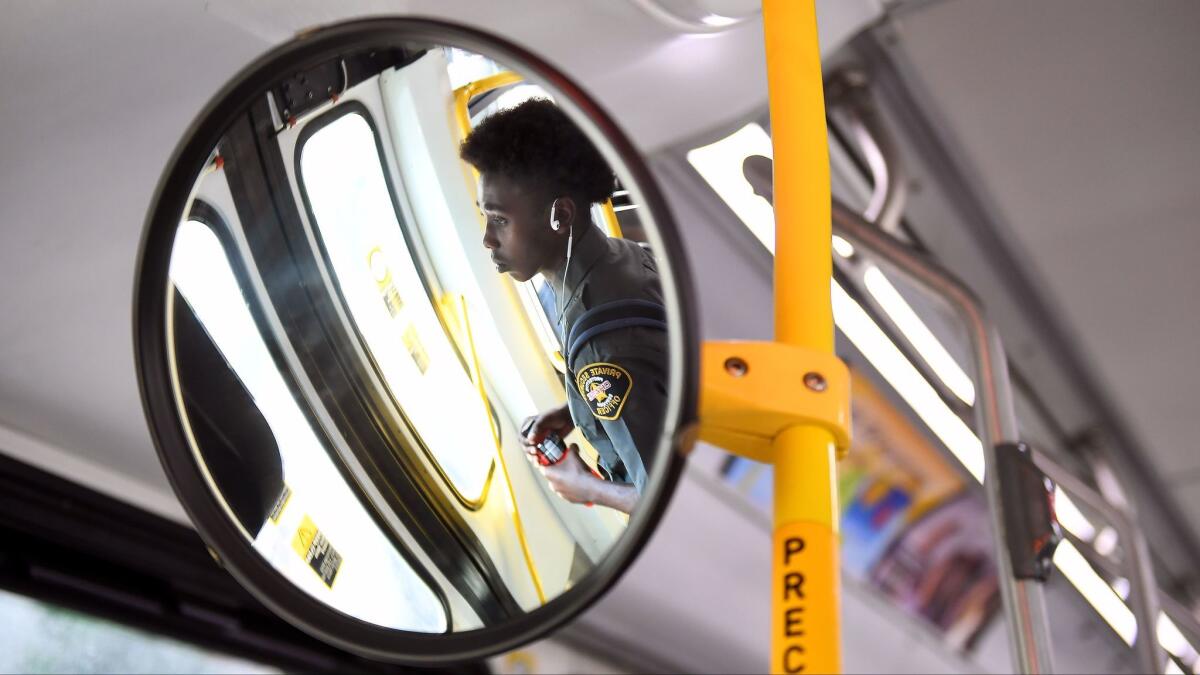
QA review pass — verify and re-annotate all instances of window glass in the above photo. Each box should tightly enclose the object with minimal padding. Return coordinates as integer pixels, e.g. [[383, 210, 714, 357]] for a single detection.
[[298, 111, 495, 504], [170, 219, 446, 632], [444, 46, 502, 91], [0, 589, 278, 674]]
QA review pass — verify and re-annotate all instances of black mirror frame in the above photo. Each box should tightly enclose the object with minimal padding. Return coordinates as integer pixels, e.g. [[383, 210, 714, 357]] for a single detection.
[[134, 17, 699, 664]]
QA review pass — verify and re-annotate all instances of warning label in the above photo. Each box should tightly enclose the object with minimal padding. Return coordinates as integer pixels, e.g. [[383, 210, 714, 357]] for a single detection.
[[291, 515, 343, 588]]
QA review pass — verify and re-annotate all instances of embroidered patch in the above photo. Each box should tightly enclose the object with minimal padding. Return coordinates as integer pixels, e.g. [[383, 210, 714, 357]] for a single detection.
[[575, 362, 633, 420]]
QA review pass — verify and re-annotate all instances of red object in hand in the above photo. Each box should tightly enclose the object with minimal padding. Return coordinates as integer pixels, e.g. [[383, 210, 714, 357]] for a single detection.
[[521, 418, 566, 466]]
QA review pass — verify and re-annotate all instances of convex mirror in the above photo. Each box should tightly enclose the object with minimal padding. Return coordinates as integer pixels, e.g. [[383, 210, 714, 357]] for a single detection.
[[136, 19, 698, 663]]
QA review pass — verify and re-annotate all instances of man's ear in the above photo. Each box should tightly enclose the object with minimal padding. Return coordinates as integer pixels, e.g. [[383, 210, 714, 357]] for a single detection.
[[551, 197, 579, 235]]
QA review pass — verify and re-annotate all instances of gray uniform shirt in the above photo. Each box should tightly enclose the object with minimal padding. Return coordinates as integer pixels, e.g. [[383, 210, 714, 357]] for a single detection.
[[554, 225, 668, 493]]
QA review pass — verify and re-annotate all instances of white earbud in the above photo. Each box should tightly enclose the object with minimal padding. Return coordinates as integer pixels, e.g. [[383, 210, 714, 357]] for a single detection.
[[550, 202, 561, 231]]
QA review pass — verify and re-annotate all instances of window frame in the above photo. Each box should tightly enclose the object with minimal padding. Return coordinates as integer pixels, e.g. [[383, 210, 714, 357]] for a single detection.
[[292, 102, 497, 512]]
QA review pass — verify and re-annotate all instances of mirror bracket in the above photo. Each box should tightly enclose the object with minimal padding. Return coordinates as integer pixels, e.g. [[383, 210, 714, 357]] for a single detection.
[[697, 340, 851, 463]]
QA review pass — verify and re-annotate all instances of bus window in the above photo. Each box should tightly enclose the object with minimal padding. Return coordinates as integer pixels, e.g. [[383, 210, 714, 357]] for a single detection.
[[169, 217, 447, 632], [297, 109, 496, 506], [0, 588, 278, 673]]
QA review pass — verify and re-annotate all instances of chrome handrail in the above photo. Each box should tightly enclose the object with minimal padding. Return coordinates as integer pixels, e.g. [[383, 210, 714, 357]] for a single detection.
[[832, 200, 1055, 673], [1034, 453, 1165, 672], [833, 201, 1174, 673]]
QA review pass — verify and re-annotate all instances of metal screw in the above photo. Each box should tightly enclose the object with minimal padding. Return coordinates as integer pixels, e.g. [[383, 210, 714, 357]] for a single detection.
[[803, 372, 827, 392], [724, 357, 749, 377]]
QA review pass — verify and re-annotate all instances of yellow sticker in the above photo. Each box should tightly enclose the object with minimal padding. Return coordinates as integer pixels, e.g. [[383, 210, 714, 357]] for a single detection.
[[367, 247, 405, 317], [574, 362, 633, 420], [291, 515, 343, 588], [402, 323, 429, 374], [268, 484, 292, 524], [772, 521, 840, 674]]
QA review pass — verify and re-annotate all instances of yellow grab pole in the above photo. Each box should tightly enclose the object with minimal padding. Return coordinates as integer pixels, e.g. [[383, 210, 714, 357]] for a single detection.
[[764, 2, 841, 673]]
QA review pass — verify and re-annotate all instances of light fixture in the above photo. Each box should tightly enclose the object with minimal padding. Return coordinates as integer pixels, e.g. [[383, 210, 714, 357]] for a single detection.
[[862, 265, 976, 406], [1054, 488, 1097, 541], [701, 13, 738, 26], [687, 122, 776, 251], [1094, 526, 1119, 557], [832, 235, 856, 258], [831, 281, 986, 481], [1055, 540, 1138, 644], [1158, 614, 1200, 667], [629, 0, 760, 33]]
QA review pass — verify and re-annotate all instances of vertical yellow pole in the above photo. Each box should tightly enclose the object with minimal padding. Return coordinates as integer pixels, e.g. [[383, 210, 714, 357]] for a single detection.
[[764, 2, 840, 673]]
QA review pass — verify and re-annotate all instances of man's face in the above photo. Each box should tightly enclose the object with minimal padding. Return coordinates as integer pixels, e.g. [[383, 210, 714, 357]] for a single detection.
[[478, 172, 555, 283]]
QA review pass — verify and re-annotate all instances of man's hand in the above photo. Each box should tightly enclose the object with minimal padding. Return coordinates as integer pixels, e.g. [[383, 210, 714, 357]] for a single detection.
[[537, 444, 595, 504], [532, 444, 639, 515], [520, 403, 574, 453]]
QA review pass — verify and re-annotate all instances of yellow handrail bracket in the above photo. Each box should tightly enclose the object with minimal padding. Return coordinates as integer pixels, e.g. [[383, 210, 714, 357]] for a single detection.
[[698, 340, 851, 464]]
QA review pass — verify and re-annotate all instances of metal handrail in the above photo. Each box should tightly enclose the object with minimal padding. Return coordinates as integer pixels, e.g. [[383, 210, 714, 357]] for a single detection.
[[832, 200, 1055, 673], [827, 73, 1182, 670], [828, 70, 908, 237], [1034, 452, 1165, 672], [833, 200, 1178, 673]]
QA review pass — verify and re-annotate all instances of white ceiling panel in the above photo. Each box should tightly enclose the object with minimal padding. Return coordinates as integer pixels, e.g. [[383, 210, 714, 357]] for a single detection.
[[885, 1, 1200, 484]]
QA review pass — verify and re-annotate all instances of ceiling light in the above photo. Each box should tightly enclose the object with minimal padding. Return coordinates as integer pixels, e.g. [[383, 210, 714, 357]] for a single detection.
[[701, 13, 738, 26], [832, 281, 986, 481], [862, 265, 976, 406], [630, 0, 759, 33], [1054, 488, 1097, 541], [832, 235, 856, 258], [1158, 614, 1199, 665], [1054, 540, 1137, 644], [1094, 526, 1119, 556], [687, 122, 776, 252], [1111, 577, 1131, 600]]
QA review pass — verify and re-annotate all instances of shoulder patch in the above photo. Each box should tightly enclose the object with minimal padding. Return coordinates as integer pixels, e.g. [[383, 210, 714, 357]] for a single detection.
[[575, 362, 633, 420]]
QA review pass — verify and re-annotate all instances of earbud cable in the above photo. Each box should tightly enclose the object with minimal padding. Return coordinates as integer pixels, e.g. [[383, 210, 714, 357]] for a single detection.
[[557, 222, 574, 329]]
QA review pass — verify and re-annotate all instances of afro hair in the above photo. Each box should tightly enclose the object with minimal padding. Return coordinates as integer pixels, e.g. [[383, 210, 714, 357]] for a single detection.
[[459, 98, 616, 205]]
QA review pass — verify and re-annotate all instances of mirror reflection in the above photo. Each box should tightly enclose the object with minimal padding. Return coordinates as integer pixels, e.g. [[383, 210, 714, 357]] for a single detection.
[[161, 41, 676, 633]]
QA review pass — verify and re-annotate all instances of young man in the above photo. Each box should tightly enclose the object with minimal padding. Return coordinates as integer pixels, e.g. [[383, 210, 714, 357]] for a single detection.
[[460, 99, 668, 515]]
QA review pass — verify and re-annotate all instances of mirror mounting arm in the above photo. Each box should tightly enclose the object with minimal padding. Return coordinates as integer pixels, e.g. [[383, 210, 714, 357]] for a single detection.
[[697, 340, 852, 464]]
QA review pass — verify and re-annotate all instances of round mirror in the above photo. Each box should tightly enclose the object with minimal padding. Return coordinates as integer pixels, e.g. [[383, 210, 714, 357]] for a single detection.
[[135, 18, 698, 663]]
